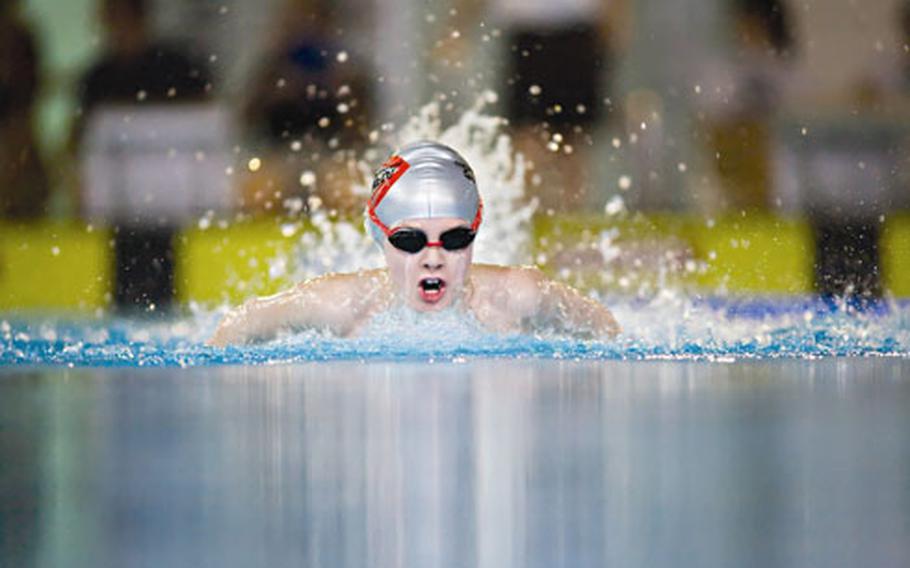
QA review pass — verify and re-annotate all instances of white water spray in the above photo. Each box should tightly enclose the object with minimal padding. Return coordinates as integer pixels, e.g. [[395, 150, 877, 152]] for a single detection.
[[286, 94, 537, 282]]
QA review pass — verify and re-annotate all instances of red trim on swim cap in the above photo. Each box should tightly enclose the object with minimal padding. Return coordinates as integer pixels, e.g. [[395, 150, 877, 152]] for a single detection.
[[470, 196, 483, 232], [367, 153, 484, 237], [367, 155, 410, 236]]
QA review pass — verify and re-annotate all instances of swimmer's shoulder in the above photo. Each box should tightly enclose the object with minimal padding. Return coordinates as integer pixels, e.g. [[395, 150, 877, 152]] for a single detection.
[[470, 264, 545, 315], [295, 268, 389, 304], [471, 263, 544, 284], [287, 269, 391, 336]]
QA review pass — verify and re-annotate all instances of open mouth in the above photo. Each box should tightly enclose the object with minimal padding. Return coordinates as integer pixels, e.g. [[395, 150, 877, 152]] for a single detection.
[[418, 277, 446, 304]]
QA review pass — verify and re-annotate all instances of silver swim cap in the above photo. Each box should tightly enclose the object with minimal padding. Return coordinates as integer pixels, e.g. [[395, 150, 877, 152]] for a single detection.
[[366, 141, 482, 244]]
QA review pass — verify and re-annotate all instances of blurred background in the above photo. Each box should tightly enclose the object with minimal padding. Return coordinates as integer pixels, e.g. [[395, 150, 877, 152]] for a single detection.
[[1, 0, 909, 313]]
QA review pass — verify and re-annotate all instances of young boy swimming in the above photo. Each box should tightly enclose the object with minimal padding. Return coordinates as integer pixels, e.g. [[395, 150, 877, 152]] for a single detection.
[[208, 141, 619, 346]]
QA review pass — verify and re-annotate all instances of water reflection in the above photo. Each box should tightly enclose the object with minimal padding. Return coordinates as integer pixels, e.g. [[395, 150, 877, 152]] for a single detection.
[[1, 359, 909, 567]]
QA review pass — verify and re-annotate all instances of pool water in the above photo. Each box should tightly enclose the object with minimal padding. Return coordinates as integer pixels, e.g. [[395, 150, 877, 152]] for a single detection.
[[2, 358, 908, 567]]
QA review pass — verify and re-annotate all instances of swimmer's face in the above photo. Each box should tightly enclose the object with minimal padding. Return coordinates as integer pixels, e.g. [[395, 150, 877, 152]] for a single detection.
[[382, 217, 474, 312]]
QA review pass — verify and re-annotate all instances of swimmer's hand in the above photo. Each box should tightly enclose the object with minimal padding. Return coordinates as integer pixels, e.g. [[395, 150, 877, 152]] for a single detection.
[[207, 299, 270, 347], [205, 290, 329, 348], [207, 308, 248, 347], [528, 268, 621, 339]]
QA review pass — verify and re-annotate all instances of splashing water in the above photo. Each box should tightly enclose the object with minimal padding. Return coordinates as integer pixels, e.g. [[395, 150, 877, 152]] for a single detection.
[[2, 297, 908, 366], [288, 94, 536, 281], [2, 99, 909, 366]]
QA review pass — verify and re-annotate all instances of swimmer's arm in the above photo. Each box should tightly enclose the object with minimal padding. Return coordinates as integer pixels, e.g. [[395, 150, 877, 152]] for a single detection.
[[513, 267, 621, 339], [207, 271, 380, 346]]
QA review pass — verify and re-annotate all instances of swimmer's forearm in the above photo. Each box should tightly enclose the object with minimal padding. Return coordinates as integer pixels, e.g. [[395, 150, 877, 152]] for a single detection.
[[566, 296, 621, 338], [545, 281, 621, 338], [207, 275, 368, 346], [207, 289, 311, 347], [207, 299, 279, 347], [587, 302, 621, 337]]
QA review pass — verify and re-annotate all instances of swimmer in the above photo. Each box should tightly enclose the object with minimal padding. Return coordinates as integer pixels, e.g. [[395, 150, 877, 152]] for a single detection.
[[208, 141, 619, 346]]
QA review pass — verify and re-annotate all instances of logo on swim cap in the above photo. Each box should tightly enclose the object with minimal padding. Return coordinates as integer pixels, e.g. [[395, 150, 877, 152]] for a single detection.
[[368, 155, 410, 214], [454, 160, 475, 184]]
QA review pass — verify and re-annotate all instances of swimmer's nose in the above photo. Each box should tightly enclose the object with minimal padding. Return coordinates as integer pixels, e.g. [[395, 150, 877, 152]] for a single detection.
[[422, 258, 444, 270], [421, 247, 444, 270]]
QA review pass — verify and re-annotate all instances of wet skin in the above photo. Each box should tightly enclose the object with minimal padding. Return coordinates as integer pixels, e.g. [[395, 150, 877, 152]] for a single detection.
[[382, 217, 474, 313], [207, 217, 620, 346]]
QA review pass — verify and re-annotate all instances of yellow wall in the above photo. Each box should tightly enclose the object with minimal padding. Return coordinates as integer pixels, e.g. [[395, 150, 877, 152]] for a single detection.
[[882, 213, 910, 297], [175, 220, 298, 307], [0, 222, 111, 311], [1, 215, 907, 312]]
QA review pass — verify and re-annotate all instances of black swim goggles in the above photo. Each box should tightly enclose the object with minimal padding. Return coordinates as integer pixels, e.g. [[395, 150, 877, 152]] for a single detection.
[[388, 226, 476, 254]]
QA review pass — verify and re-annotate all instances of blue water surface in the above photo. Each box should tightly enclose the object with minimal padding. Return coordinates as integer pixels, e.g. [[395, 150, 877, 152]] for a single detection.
[[1, 297, 908, 367]]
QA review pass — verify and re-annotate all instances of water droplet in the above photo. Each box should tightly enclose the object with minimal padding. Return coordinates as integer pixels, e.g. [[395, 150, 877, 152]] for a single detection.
[[336, 50, 349, 63], [528, 84, 542, 96], [605, 195, 625, 215], [284, 197, 304, 214], [281, 223, 298, 238], [248, 157, 261, 172], [136, 90, 147, 101], [618, 175, 632, 191], [51, 246, 60, 256], [299, 170, 316, 186]]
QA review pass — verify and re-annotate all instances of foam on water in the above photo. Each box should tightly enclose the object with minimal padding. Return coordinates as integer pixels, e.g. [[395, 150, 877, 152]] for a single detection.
[[2, 99, 909, 367], [1, 297, 908, 367]]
